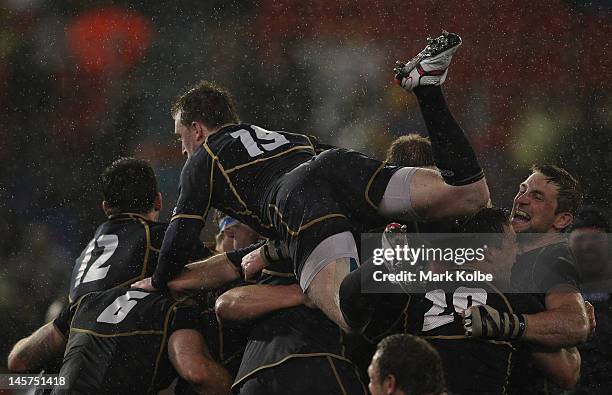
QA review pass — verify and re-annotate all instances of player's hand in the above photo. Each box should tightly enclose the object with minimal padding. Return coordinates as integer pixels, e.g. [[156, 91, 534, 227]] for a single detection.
[[463, 305, 527, 340], [585, 301, 596, 337], [284, 284, 316, 309], [131, 277, 158, 292], [242, 247, 266, 280]]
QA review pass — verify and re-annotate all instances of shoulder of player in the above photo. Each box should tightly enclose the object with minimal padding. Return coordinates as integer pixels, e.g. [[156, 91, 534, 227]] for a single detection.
[[216, 123, 311, 141], [536, 241, 573, 259], [533, 242, 577, 271]]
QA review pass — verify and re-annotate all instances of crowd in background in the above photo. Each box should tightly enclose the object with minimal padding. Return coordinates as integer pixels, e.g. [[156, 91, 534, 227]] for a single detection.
[[1, 0, 611, 370]]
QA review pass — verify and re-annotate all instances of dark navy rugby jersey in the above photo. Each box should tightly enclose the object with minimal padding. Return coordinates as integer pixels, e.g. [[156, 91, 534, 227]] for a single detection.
[[153, 124, 327, 288], [70, 213, 212, 302]]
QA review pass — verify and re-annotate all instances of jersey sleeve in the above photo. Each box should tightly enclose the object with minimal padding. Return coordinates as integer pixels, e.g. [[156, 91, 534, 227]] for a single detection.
[[171, 150, 214, 222], [306, 134, 338, 153], [169, 304, 206, 333], [52, 301, 82, 339], [186, 241, 215, 263], [534, 250, 581, 293], [153, 150, 214, 290]]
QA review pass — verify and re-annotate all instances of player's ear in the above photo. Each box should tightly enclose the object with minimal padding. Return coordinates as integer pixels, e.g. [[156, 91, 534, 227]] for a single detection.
[[553, 211, 573, 231], [154, 192, 163, 212], [191, 121, 207, 140], [102, 201, 112, 217], [383, 374, 397, 394]]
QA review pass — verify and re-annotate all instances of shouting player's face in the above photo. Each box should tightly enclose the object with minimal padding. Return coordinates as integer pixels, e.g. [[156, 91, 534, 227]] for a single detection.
[[174, 111, 201, 158], [511, 172, 564, 234]]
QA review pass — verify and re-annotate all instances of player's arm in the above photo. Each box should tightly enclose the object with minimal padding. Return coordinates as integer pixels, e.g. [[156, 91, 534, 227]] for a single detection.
[[521, 286, 591, 348], [168, 329, 232, 395], [8, 322, 66, 373], [530, 347, 581, 389], [168, 254, 241, 292], [151, 154, 212, 290], [215, 284, 310, 324], [167, 241, 265, 292], [464, 287, 591, 348]]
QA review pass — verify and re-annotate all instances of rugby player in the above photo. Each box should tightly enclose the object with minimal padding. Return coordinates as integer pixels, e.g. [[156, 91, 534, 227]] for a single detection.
[[216, 255, 366, 394], [70, 157, 212, 303], [464, 166, 592, 345], [567, 207, 611, 392], [464, 165, 589, 392], [136, 31, 490, 333], [385, 134, 436, 169], [9, 288, 232, 394], [409, 208, 579, 393], [367, 334, 446, 395]]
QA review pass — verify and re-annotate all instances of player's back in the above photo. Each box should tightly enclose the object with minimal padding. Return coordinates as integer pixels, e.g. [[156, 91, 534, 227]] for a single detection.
[[184, 124, 317, 237], [233, 259, 350, 390], [71, 212, 213, 303], [69, 214, 167, 302], [405, 279, 523, 394], [53, 288, 193, 394]]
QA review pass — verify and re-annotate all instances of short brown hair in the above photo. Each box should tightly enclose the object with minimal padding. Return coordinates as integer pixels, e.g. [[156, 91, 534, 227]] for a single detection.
[[385, 134, 435, 167], [375, 334, 446, 395], [172, 81, 240, 129], [531, 164, 583, 216]]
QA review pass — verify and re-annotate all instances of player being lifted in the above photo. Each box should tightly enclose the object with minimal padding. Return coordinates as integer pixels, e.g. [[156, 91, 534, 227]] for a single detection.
[[135, 31, 490, 333]]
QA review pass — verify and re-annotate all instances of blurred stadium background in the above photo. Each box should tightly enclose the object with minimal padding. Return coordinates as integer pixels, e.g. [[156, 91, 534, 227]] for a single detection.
[[0, 0, 610, 374]]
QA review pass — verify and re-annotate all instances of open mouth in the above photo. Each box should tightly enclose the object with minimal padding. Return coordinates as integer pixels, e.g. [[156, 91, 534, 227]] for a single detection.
[[512, 209, 530, 223]]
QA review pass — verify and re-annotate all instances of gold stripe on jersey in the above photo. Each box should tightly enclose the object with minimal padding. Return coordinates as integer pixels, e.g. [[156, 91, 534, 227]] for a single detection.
[[138, 218, 152, 281], [268, 204, 347, 236], [115, 275, 145, 290], [150, 300, 181, 391], [123, 213, 150, 221], [261, 269, 295, 278], [110, 217, 154, 289], [169, 153, 215, 223], [70, 328, 164, 337], [171, 213, 206, 222], [305, 135, 317, 151], [224, 145, 315, 174], [201, 153, 217, 222], [327, 356, 348, 395], [232, 352, 354, 389], [69, 294, 87, 329], [203, 143, 274, 230], [487, 281, 514, 315], [364, 161, 387, 210]]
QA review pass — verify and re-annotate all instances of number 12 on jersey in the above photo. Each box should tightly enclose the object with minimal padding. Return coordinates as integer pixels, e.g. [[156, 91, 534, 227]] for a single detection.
[[74, 234, 119, 286]]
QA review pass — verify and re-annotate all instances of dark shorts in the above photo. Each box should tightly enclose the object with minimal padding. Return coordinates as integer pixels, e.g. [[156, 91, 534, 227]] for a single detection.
[[267, 148, 400, 281], [234, 356, 366, 395]]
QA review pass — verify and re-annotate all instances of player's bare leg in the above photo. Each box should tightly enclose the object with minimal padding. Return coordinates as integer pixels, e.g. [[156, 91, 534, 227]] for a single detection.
[[382, 31, 488, 220], [306, 258, 352, 333]]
